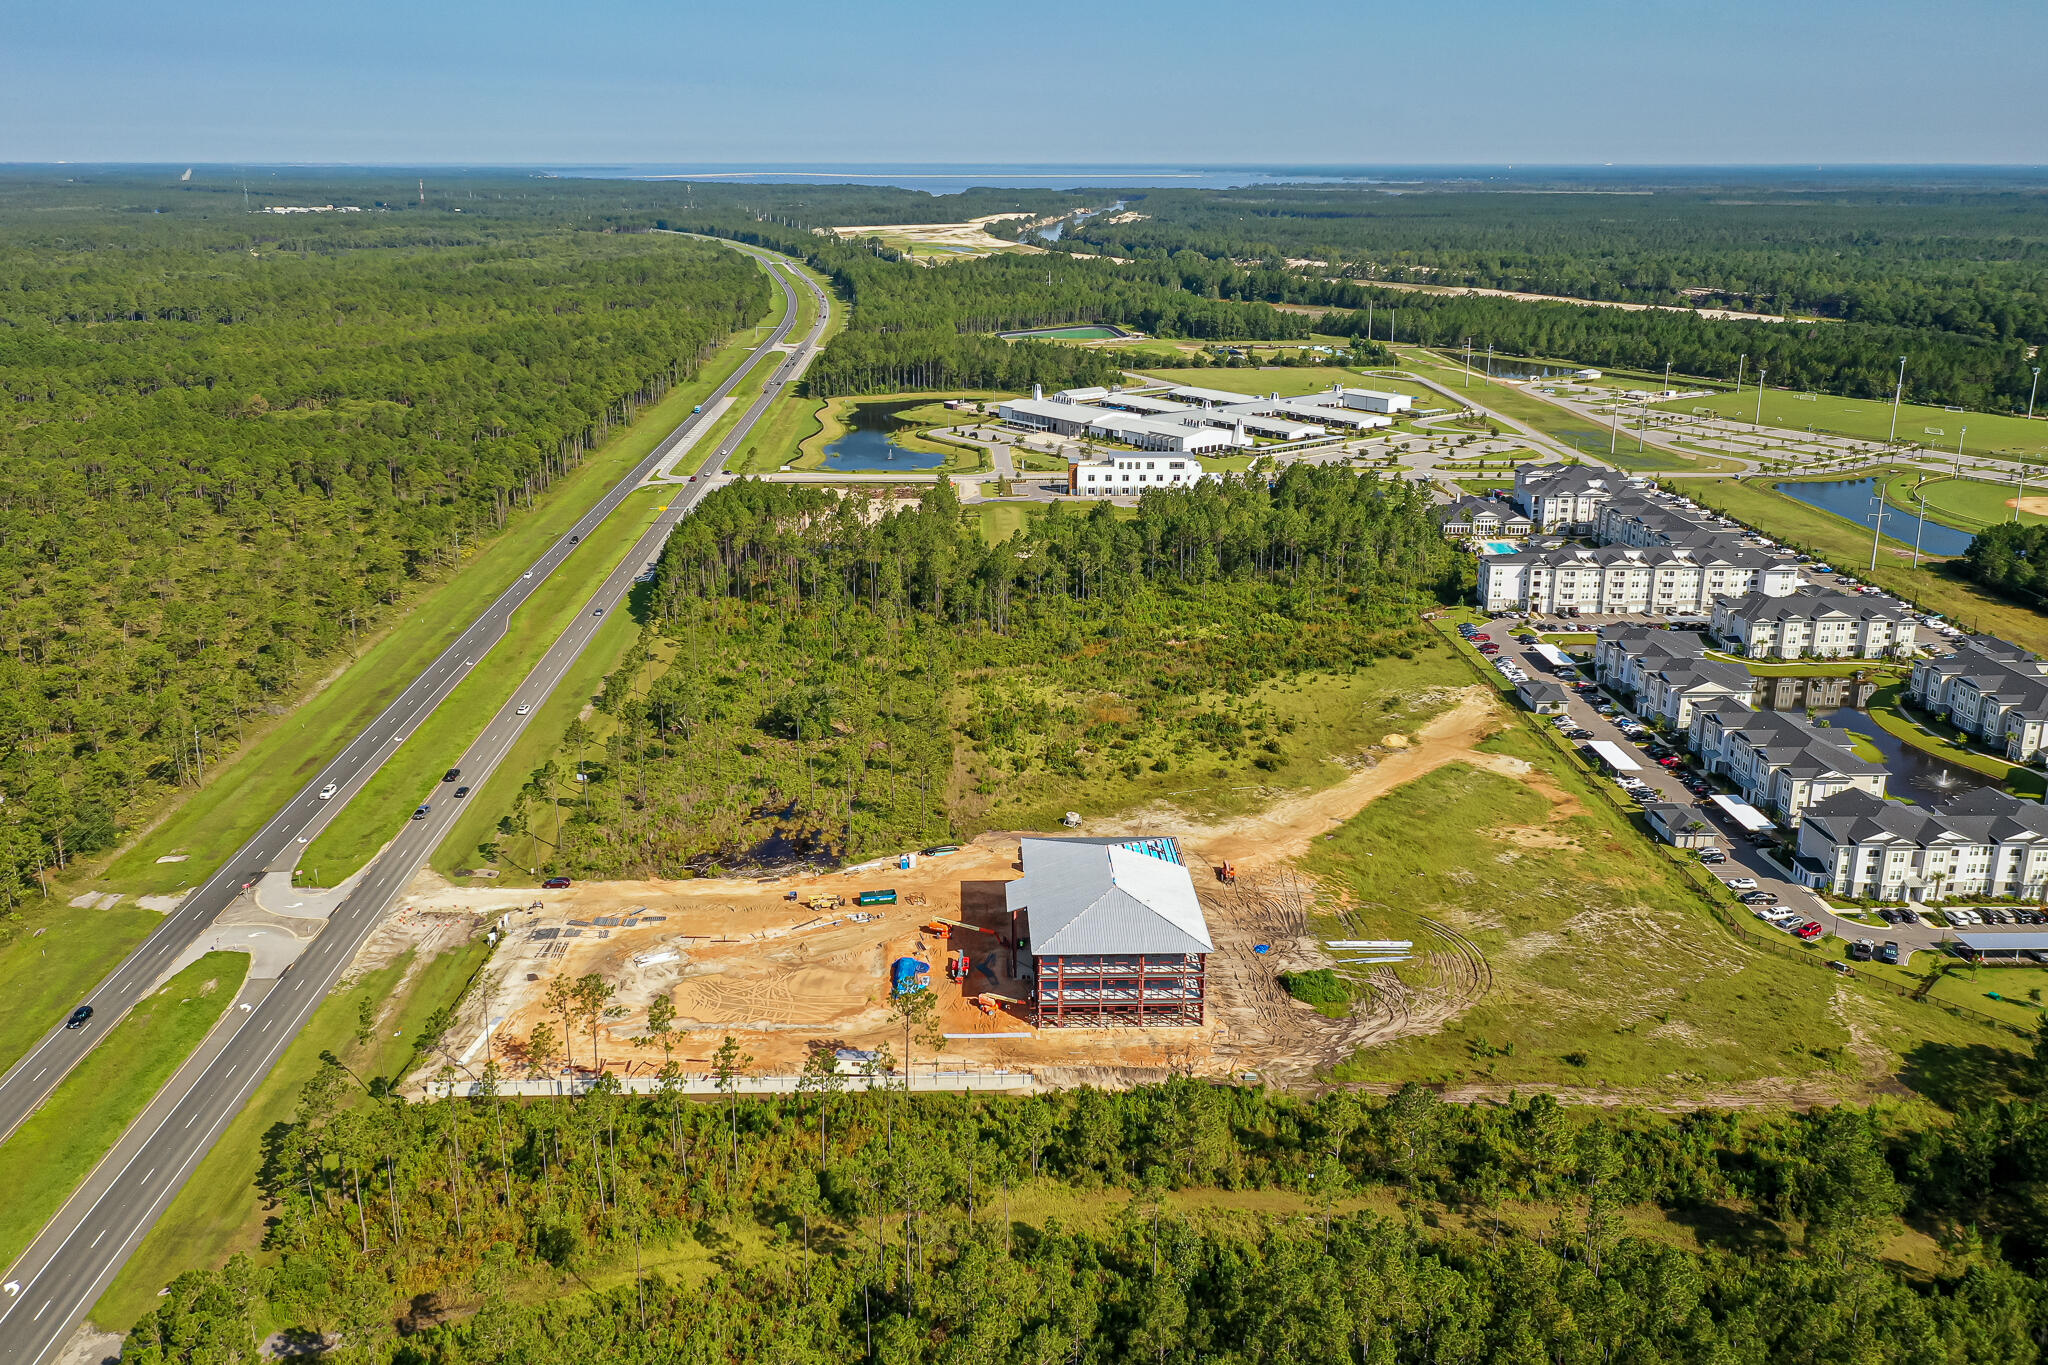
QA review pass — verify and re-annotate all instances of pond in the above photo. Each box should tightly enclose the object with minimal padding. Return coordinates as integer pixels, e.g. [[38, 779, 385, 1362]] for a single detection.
[[821, 400, 946, 472], [1770, 478, 1976, 557], [1812, 708, 1994, 806], [1462, 357, 1586, 381]]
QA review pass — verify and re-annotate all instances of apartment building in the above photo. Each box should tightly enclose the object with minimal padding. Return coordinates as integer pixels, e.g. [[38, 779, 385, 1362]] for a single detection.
[[1688, 698, 1888, 823], [1477, 544, 1803, 615], [1510, 464, 1628, 533], [1796, 786, 2048, 900], [1908, 637, 2048, 765], [1436, 497, 1533, 540], [1711, 587, 1918, 660]]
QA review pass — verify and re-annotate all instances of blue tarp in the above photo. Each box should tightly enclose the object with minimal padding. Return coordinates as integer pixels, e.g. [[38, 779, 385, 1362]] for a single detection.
[[891, 957, 930, 995]]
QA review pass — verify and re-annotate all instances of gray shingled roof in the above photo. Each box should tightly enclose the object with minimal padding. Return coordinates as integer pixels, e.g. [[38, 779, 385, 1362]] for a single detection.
[[1009, 837, 1214, 957]]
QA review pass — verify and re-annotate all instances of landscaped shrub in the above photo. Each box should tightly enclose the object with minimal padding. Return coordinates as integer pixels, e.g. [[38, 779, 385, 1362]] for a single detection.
[[1279, 968, 1353, 1017]]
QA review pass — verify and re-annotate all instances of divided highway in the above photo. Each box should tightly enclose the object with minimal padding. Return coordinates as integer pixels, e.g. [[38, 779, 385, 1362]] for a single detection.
[[0, 242, 831, 1364]]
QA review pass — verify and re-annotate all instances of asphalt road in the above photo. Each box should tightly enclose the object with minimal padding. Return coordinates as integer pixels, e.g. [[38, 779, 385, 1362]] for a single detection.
[[0, 242, 830, 1364]]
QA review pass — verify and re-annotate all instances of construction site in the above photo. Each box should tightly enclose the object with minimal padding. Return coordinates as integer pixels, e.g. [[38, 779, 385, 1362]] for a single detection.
[[394, 689, 1514, 1094]]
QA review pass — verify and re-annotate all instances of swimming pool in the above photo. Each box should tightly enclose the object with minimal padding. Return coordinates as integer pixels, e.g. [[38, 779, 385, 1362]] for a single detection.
[[1479, 540, 1518, 555]]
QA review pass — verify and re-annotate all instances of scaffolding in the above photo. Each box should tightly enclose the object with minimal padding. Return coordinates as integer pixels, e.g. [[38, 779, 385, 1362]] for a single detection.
[[1032, 951, 1206, 1028]]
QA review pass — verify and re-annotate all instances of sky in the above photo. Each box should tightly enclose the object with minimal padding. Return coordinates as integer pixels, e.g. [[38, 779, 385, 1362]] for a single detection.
[[5, 0, 2045, 167]]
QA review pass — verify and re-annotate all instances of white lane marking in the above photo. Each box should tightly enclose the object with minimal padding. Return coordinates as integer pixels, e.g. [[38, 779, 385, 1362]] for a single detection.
[[90, 1228, 104, 1248], [33, 1300, 48, 1320], [223, 1066, 235, 1078], [141, 1168, 154, 1184], [186, 1112, 197, 1128]]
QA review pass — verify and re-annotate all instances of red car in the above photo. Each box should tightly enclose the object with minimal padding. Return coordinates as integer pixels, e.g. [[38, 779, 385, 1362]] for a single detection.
[[542, 876, 572, 889], [1471, 634, 1491, 641], [1478, 645, 1501, 654], [1796, 921, 1824, 941]]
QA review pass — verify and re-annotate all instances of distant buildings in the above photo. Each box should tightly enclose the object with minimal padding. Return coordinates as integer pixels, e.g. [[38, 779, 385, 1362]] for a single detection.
[[1069, 455, 1213, 495], [1436, 497, 1533, 540]]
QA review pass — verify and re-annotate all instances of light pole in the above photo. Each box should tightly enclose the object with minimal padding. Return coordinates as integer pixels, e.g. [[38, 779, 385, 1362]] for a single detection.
[[1464, 337, 1472, 388], [2016, 466, 2027, 523], [2030, 366, 2042, 419], [1664, 358, 1672, 395], [1911, 478, 1928, 568], [1868, 476, 1888, 574], [1754, 368, 1766, 428], [1887, 355, 1906, 445], [1486, 343, 1494, 379]]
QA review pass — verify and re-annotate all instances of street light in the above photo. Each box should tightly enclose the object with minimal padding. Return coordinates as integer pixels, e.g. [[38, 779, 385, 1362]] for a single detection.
[[1957, 426, 1968, 475], [1911, 478, 1928, 568], [1868, 475, 1888, 574], [1888, 356, 1906, 445], [1754, 368, 1766, 428], [2030, 366, 2042, 420], [1464, 337, 1473, 388]]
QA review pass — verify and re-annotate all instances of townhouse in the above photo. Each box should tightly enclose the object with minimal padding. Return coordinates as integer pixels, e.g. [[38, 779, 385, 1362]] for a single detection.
[[1908, 636, 2048, 764], [1796, 786, 2048, 900], [1711, 587, 1918, 660]]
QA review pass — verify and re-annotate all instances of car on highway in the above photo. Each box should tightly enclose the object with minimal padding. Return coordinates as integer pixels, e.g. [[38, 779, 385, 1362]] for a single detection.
[[443, 768, 461, 782], [593, 607, 605, 618], [318, 783, 338, 800], [542, 876, 572, 889], [569, 535, 580, 544], [453, 786, 470, 798], [412, 804, 431, 820], [1796, 921, 1824, 940], [64, 1005, 93, 1029], [516, 703, 531, 716], [1724, 877, 1760, 891]]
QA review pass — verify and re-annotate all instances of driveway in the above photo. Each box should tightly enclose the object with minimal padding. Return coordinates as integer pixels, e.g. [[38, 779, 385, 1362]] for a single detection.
[[1477, 617, 1944, 965]]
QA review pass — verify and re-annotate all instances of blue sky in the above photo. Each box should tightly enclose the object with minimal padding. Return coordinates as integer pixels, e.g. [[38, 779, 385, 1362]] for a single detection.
[[5, 0, 2044, 165]]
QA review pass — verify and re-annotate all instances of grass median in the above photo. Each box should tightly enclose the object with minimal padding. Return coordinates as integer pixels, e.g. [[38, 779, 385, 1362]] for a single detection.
[[96, 938, 488, 1331], [0, 951, 248, 1277], [300, 487, 675, 886]]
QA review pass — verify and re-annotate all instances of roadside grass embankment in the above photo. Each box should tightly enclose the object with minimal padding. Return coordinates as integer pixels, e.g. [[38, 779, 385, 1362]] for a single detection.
[[96, 939, 489, 1332], [0, 905, 167, 1077], [301, 486, 678, 886], [0, 951, 248, 1278], [1675, 475, 2048, 654]]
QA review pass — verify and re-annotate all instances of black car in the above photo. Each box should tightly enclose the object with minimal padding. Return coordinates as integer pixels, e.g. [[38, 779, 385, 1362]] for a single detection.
[[443, 768, 461, 782], [65, 1005, 93, 1029], [453, 785, 470, 798]]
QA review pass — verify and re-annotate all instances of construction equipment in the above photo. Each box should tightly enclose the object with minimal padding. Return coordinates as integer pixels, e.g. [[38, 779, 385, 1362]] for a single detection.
[[1217, 860, 1238, 885], [927, 916, 993, 935], [807, 894, 845, 912], [922, 921, 952, 940], [947, 948, 970, 982]]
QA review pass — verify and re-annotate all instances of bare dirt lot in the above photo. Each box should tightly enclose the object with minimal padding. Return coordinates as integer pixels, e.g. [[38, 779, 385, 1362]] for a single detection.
[[400, 687, 1519, 1090]]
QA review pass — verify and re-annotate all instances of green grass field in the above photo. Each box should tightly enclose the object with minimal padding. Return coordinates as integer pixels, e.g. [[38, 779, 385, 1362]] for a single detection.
[[1883, 471, 2047, 532], [96, 940, 488, 1330], [302, 485, 676, 885], [975, 502, 1041, 546], [1315, 722, 2012, 1091], [0, 951, 247, 1276], [0, 905, 167, 1076], [1134, 366, 1442, 407], [1657, 388, 2048, 461], [1677, 476, 2048, 653]]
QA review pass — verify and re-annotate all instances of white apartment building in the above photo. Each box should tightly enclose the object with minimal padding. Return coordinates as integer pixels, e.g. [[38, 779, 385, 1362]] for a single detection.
[[1712, 587, 1918, 661], [1477, 544, 1803, 615], [1688, 699, 1888, 824], [1797, 787, 2048, 900], [1908, 637, 2048, 764], [1511, 464, 1628, 533]]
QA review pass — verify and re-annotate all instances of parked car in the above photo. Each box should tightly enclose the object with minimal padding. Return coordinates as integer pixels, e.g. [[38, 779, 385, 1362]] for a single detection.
[[1880, 942, 1902, 965], [1739, 891, 1775, 904], [1725, 877, 1760, 891], [542, 876, 572, 889], [1849, 939, 1875, 962], [1796, 921, 1825, 941]]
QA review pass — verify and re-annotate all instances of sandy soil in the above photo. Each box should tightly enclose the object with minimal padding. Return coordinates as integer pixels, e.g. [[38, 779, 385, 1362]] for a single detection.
[[828, 218, 1040, 257], [397, 685, 1548, 1090], [2008, 495, 2048, 516]]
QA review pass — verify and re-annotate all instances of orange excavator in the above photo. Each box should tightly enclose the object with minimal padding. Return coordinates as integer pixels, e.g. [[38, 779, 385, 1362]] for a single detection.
[[1216, 860, 1238, 886]]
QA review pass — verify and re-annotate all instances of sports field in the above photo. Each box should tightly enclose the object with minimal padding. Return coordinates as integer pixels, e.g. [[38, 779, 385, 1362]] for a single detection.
[[1000, 325, 1125, 340], [1656, 388, 2048, 460], [1882, 471, 2048, 531]]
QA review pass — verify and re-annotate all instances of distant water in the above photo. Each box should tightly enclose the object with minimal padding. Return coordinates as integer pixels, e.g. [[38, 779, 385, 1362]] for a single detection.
[[544, 164, 1422, 191], [1772, 478, 1976, 557]]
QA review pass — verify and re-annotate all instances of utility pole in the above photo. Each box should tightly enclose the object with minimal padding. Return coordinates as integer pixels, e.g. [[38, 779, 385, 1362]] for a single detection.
[[1735, 353, 1746, 405], [2030, 366, 2042, 419], [1754, 369, 1766, 428], [1956, 426, 1967, 475], [1888, 355, 1907, 444], [1609, 398, 1621, 456], [1464, 337, 1472, 388], [1868, 475, 1888, 574], [1486, 343, 1494, 379], [1911, 479, 1928, 568]]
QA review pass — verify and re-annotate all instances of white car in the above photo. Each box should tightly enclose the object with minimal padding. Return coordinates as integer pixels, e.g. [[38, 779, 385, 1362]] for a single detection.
[[318, 783, 338, 800], [516, 703, 532, 716], [1724, 877, 1760, 891]]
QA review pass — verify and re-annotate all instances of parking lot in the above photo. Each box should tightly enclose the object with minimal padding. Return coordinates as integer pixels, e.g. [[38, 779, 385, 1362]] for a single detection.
[[1465, 615, 1949, 966]]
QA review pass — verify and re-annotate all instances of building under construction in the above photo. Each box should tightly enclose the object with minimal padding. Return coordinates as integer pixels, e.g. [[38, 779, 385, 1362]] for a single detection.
[[1007, 835, 1212, 1028]]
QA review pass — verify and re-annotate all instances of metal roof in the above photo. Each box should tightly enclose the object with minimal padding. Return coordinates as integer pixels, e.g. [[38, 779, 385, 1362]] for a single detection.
[[1585, 740, 1640, 772], [1709, 792, 1775, 832], [1009, 837, 1213, 957], [1953, 931, 2048, 950]]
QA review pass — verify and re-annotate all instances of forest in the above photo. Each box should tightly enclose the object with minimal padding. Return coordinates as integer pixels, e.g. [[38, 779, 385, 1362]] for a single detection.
[[0, 177, 770, 914], [488, 471, 1461, 878], [124, 1055, 2048, 1364], [1044, 184, 2048, 345]]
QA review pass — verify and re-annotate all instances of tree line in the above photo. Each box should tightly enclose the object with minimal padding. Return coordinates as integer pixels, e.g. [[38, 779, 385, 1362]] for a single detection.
[[475, 471, 1460, 879], [124, 1056, 2048, 1365]]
